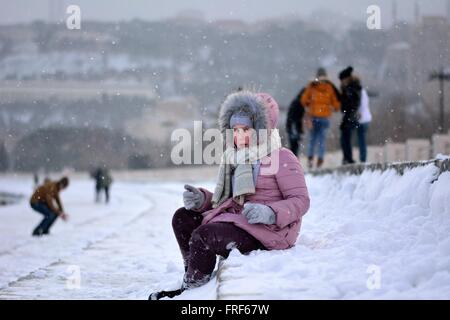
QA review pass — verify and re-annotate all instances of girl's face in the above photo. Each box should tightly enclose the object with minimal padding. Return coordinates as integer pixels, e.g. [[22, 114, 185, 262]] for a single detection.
[[233, 124, 252, 149]]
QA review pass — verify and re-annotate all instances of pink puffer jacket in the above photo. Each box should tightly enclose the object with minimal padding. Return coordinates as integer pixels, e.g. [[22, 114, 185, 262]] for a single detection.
[[195, 147, 309, 250], [193, 91, 310, 250]]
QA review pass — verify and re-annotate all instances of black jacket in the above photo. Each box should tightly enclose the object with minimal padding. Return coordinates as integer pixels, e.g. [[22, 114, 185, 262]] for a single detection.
[[91, 168, 113, 189], [286, 88, 305, 137], [340, 78, 362, 129]]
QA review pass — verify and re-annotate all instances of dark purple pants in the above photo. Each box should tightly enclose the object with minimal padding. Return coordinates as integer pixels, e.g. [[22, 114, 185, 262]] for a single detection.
[[172, 207, 265, 288]]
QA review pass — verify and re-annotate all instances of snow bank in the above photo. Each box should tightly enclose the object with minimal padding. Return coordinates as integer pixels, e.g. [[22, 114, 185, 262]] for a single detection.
[[217, 164, 450, 299]]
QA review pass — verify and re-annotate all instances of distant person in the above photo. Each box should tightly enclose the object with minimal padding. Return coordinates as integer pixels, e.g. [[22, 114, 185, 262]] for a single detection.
[[357, 87, 372, 163], [301, 68, 341, 169], [91, 167, 113, 203], [30, 177, 69, 236], [338, 66, 362, 165], [33, 172, 39, 188], [286, 88, 306, 156]]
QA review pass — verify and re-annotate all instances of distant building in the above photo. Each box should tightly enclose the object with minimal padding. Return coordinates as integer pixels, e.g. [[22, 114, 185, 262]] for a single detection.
[[379, 42, 415, 91], [379, 16, 450, 91], [213, 20, 248, 33], [48, 0, 65, 23], [412, 16, 450, 85], [0, 80, 156, 103], [448, 0, 450, 25], [124, 96, 202, 144]]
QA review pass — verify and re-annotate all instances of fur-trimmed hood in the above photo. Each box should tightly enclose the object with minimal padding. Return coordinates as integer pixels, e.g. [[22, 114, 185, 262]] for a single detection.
[[218, 91, 279, 139]]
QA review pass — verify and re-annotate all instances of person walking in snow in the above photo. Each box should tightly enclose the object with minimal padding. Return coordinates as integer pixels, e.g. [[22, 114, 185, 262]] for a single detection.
[[286, 87, 306, 157], [30, 177, 69, 236], [338, 66, 362, 165], [301, 68, 341, 169], [90, 167, 113, 203], [149, 90, 310, 300]]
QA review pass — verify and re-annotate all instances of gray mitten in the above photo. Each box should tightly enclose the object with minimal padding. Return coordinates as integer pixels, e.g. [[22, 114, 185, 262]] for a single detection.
[[183, 184, 205, 210], [242, 203, 276, 225]]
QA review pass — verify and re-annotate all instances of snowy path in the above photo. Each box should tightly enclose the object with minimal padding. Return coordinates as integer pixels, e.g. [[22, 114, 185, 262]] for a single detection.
[[0, 179, 206, 299], [1, 163, 450, 299]]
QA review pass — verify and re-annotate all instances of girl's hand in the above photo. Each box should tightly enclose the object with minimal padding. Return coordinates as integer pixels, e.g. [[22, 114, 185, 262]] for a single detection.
[[242, 203, 276, 225], [183, 184, 205, 210]]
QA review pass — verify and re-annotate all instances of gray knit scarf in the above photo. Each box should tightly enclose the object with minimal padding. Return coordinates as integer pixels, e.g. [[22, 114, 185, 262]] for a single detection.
[[211, 129, 282, 208]]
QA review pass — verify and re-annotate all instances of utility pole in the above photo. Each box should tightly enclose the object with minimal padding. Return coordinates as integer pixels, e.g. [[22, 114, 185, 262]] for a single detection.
[[429, 68, 450, 133], [414, 1, 420, 25], [392, 0, 398, 26]]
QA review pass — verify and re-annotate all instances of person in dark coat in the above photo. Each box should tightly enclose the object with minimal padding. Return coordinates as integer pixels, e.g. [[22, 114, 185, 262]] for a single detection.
[[339, 66, 362, 165], [285, 88, 306, 156], [91, 167, 113, 203]]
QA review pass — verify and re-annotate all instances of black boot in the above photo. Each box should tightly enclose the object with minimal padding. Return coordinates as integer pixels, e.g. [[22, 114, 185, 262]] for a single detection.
[[32, 228, 44, 237], [148, 288, 185, 300]]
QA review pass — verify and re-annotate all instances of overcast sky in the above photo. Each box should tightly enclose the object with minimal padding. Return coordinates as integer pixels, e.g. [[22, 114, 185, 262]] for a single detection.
[[0, 0, 448, 25]]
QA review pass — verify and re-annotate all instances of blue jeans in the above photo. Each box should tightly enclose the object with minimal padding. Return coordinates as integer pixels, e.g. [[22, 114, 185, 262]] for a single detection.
[[357, 123, 369, 162], [307, 117, 330, 159], [31, 203, 58, 235]]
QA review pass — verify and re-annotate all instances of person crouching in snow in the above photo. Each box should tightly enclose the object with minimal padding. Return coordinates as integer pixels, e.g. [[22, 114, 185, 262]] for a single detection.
[[30, 177, 69, 236], [149, 91, 310, 300]]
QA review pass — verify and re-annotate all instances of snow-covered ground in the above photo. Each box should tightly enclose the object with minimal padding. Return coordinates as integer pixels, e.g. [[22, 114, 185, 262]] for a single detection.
[[0, 176, 193, 299], [217, 164, 450, 299], [0, 163, 449, 300]]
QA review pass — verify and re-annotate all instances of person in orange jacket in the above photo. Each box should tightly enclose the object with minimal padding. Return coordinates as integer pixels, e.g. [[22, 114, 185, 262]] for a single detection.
[[301, 68, 341, 169]]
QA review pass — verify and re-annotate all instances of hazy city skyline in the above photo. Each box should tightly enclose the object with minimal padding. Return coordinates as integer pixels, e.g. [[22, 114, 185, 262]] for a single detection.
[[0, 0, 449, 26]]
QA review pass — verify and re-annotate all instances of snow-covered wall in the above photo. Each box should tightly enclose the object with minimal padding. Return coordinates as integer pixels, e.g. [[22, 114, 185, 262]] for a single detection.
[[216, 162, 450, 299]]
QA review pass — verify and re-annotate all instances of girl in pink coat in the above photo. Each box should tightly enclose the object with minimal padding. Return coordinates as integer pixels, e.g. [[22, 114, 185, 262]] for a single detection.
[[149, 90, 310, 300]]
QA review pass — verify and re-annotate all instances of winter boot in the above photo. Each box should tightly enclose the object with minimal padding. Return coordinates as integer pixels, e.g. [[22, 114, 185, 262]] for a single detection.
[[32, 228, 44, 237], [317, 158, 324, 168], [342, 159, 355, 165], [148, 288, 185, 300]]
